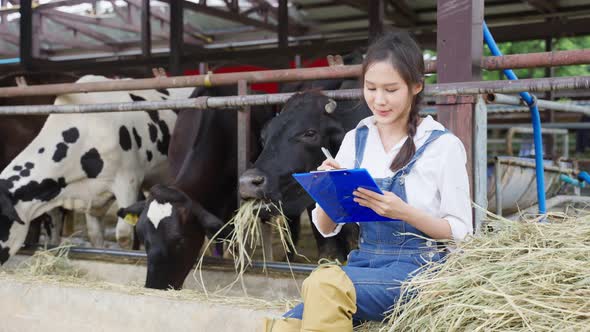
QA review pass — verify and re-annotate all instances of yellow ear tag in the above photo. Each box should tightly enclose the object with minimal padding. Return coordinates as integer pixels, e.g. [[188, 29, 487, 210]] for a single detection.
[[123, 213, 139, 226]]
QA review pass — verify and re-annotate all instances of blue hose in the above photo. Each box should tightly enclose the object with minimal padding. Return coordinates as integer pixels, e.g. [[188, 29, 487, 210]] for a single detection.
[[483, 22, 547, 214], [579, 171, 590, 185], [0, 58, 19, 65]]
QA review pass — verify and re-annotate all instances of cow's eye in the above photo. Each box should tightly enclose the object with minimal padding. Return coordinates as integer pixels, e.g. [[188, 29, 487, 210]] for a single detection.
[[303, 129, 317, 138]]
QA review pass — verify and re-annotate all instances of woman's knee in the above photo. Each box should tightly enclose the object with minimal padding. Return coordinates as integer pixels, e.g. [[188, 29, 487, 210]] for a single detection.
[[302, 265, 356, 299]]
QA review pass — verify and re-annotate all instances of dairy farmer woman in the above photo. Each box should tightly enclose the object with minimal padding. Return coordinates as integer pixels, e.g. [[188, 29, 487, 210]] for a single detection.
[[262, 31, 473, 332]]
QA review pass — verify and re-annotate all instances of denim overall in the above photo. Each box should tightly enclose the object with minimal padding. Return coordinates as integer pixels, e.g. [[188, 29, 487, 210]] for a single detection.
[[285, 126, 448, 322]]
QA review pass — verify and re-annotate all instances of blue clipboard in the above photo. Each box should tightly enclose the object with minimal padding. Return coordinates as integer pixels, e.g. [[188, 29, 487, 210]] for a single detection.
[[292, 168, 395, 223]]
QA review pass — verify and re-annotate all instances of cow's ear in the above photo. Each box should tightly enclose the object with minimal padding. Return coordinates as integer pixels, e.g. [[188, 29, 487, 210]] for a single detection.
[[324, 99, 337, 114], [117, 201, 146, 226], [0, 188, 22, 225]]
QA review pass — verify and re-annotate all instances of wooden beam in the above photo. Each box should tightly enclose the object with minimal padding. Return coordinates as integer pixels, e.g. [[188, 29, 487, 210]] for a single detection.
[[125, 0, 210, 44], [40, 30, 100, 49], [159, 0, 279, 34], [247, 0, 307, 35], [108, 0, 132, 23], [293, 1, 338, 10], [35, 0, 92, 11], [44, 14, 119, 45], [523, 0, 557, 13]]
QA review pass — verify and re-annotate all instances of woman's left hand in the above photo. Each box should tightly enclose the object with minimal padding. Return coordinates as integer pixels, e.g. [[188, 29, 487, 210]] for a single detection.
[[353, 188, 408, 220]]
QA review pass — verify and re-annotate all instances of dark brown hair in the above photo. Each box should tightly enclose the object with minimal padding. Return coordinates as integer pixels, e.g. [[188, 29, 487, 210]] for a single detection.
[[362, 31, 425, 172]]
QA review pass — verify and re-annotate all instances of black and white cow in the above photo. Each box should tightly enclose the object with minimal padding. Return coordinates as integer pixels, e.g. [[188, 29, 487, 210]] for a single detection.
[[0, 75, 194, 264]]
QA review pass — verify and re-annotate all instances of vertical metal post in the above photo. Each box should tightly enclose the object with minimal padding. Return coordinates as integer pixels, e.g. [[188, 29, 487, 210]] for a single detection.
[[237, 80, 273, 260], [237, 80, 251, 184], [495, 158, 503, 217], [19, 0, 33, 70], [368, 0, 384, 40], [0, 0, 7, 24], [563, 134, 569, 159], [169, 0, 183, 76], [474, 95, 488, 233], [436, 0, 484, 225], [32, 12, 41, 59], [141, 0, 152, 59], [198, 62, 208, 75], [278, 0, 288, 49]]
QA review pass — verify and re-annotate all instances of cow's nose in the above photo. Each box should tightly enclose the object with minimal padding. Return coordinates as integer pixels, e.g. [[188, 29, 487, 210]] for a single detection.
[[251, 176, 265, 186], [239, 169, 268, 199]]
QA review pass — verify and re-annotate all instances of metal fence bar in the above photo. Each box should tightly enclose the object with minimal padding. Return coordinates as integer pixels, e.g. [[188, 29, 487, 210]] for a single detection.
[[505, 127, 569, 159], [486, 93, 590, 116], [1, 76, 589, 115], [0, 50, 590, 98], [0, 76, 590, 115], [425, 76, 590, 96], [488, 123, 590, 129]]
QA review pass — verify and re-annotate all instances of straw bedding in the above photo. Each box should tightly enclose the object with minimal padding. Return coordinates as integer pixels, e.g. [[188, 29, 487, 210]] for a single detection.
[[384, 212, 590, 332]]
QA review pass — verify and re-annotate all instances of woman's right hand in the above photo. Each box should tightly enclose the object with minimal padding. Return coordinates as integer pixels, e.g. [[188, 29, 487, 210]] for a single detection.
[[317, 158, 341, 171]]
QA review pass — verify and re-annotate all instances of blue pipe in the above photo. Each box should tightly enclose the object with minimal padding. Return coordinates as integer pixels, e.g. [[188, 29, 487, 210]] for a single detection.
[[560, 174, 586, 188], [483, 22, 547, 214], [579, 171, 590, 185], [0, 57, 19, 65]]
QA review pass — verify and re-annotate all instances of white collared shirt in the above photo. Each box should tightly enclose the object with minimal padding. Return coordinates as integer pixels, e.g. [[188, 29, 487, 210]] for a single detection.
[[311, 115, 473, 244]]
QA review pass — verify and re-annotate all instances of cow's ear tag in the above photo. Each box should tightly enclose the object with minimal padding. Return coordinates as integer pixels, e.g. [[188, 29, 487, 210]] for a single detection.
[[123, 213, 139, 226]]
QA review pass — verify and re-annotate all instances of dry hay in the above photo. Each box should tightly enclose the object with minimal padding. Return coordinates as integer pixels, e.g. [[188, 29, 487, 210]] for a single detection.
[[4, 246, 294, 312], [15, 244, 86, 278], [383, 211, 590, 332], [194, 200, 307, 296]]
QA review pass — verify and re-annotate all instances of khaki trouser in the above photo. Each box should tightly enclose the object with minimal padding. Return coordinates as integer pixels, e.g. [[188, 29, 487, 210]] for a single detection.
[[262, 265, 357, 332]]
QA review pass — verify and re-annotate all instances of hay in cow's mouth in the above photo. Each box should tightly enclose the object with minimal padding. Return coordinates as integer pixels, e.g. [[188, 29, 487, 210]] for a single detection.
[[194, 200, 308, 297], [382, 209, 590, 332]]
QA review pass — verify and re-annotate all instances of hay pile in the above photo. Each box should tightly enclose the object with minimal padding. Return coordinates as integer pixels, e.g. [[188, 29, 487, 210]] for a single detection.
[[384, 212, 590, 332], [195, 200, 306, 295], [16, 245, 86, 278], [5, 246, 294, 312]]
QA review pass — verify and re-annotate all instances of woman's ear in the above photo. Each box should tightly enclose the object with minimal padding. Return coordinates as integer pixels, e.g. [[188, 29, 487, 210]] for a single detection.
[[412, 81, 423, 96]]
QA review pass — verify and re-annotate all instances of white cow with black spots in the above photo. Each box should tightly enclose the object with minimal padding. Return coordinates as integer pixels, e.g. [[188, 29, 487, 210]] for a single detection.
[[0, 75, 194, 264]]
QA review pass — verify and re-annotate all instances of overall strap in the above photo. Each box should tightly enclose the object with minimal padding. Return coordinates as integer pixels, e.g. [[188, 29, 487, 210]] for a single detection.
[[399, 130, 448, 176], [354, 126, 369, 168]]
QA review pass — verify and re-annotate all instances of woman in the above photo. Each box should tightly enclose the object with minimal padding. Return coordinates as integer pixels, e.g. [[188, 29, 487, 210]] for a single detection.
[[263, 31, 472, 332]]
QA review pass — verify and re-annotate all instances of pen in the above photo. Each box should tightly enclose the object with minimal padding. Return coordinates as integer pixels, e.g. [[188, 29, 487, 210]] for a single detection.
[[321, 147, 334, 160]]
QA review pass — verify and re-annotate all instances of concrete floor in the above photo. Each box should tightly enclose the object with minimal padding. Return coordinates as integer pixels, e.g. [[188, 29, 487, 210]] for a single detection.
[[0, 254, 304, 332]]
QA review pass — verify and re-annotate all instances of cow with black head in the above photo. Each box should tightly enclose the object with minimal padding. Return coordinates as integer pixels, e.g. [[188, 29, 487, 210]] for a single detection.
[[119, 184, 223, 290], [239, 91, 371, 261], [117, 84, 277, 289]]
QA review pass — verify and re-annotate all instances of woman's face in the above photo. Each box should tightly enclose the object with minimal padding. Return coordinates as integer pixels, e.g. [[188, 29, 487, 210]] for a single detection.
[[363, 60, 422, 127]]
